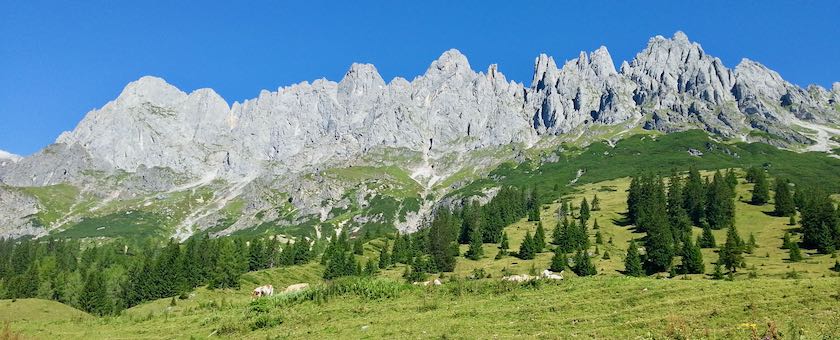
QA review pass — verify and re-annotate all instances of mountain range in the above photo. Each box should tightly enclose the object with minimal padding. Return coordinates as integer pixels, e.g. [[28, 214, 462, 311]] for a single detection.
[[1, 32, 838, 240]]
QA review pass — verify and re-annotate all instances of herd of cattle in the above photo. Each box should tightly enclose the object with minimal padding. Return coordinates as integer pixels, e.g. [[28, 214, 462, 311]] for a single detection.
[[251, 269, 564, 298]]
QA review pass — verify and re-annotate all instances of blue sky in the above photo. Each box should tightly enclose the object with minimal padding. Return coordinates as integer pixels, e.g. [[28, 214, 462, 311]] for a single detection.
[[2, 0, 839, 155]]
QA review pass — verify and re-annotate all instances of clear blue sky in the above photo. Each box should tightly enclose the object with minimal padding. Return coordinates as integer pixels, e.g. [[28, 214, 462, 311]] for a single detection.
[[2, 0, 839, 156]]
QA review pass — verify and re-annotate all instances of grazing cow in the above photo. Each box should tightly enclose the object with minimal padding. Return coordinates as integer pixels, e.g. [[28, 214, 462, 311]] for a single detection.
[[252, 284, 274, 298], [502, 274, 535, 282], [412, 279, 443, 286], [541, 269, 563, 280], [283, 283, 310, 294]]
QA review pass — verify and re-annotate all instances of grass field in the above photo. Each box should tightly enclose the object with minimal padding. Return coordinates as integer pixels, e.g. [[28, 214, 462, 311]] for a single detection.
[[5, 172, 840, 339]]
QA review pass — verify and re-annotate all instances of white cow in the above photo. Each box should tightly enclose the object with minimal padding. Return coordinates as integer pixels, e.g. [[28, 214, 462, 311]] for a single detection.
[[412, 279, 442, 286], [252, 284, 274, 297], [283, 283, 310, 293], [541, 269, 564, 280], [502, 274, 535, 282]]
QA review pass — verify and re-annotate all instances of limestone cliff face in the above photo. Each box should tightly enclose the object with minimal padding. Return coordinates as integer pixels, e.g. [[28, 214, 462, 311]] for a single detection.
[[1, 32, 838, 238]]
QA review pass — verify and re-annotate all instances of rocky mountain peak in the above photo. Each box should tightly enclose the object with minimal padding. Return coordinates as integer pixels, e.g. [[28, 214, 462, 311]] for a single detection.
[[427, 49, 472, 77], [532, 53, 558, 89], [0, 150, 22, 163], [338, 63, 386, 97], [117, 76, 187, 106]]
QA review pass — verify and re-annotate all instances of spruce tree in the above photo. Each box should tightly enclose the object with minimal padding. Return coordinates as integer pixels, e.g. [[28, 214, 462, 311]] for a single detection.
[[465, 223, 484, 260], [378, 240, 391, 269], [788, 242, 803, 262], [602, 250, 610, 260], [789, 215, 796, 226], [681, 235, 704, 274], [533, 222, 546, 252], [591, 194, 601, 211], [595, 231, 603, 245], [624, 240, 643, 277], [579, 198, 591, 225], [667, 172, 692, 243], [782, 231, 793, 250], [774, 179, 796, 216], [641, 176, 674, 273], [353, 238, 364, 255], [725, 168, 738, 190], [209, 239, 241, 289], [518, 231, 536, 260], [683, 167, 706, 225], [549, 248, 566, 272], [573, 249, 596, 276], [719, 225, 745, 272], [592, 219, 600, 230], [799, 189, 839, 254], [499, 231, 510, 256], [750, 169, 770, 205], [78, 270, 110, 316], [711, 262, 725, 280], [706, 171, 735, 230]]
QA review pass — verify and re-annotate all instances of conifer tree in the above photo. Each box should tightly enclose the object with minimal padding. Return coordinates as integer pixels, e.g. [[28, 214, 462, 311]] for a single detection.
[[781, 232, 792, 249], [725, 168, 738, 190], [579, 198, 591, 225], [746, 233, 757, 254], [799, 189, 839, 253], [788, 242, 803, 262], [683, 167, 706, 225], [602, 250, 610, 260], [78, 270, 110, 316], [697, 223, 716, 248], [533, 222, 546, 252], [353, 238, 364, 255], [549, 248, 566, 272], [378, 240, 391, 269], [774, 179, 796, 216], [667, 172, 692, 244], [465, 222, 484, 260], [364, 259, 378, 276], [789, 215, 796, 226], [518, 231, 536, 260], [209, 239, 241, 289], [751, 169, 770, 205], [592, 219, 600, 230], [706, 171, 735, 230], [641, 176, 674, 273], [591, 195, 601, 211], [681, 235, 704, 274], [711, 262, 724, 280], [428, 208, 459, 272], [498, 231, 510, 256], [719, 225, 745, 272], [573, 249, 596, 276], [624, 240, 643, 277], [595, 231, 603, 245]]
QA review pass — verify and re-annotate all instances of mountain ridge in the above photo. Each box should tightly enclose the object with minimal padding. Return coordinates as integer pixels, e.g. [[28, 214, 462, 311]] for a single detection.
[[1, 31, 839, 240]]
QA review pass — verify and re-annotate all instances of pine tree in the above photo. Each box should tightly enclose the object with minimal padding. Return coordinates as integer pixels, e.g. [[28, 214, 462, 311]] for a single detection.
[[498, 231, 510, 256], [725, 168, 738, 190], [579, 198, 591, 225], [711, 262, 725, 280], [719, 225, 745, 272], [781, 231, 792, 248], [602, 250, 610, 260], [353, 238, 364, 255], [378, 240, 391, 269], [518, 231, 536, 260], [667, 172, 692, 244], [592, 219, 600, 230], [640, 176, 674, 273], [706, 171, 735, 230], [573, 249, 597, 276], [209, 239, 241, 289], [549, 248, 566, 272], [751, 169, 770, 205], [788, 242, 803, 262], [774, 179, 796, 216], [681, 235, 704, 274], [465, 222, 484, 260], [595, 231, 603, 245], [591, 194, 601, 211], [78, 269, 110, 316], [684, 167, 706, 225], [624, 240, 643, 277], [533, 222, 546, 252], [428, 208, 459, 272], [745, 166, 762, 183], [746, 233, 757, 254], [799, 189, 839, 254]]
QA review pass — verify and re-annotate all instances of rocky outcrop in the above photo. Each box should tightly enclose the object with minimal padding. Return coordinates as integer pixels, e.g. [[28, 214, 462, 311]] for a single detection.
[[1, 32, 838, 239]]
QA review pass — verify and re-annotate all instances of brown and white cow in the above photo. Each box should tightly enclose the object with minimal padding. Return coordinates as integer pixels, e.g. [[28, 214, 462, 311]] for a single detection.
[[252, 284, 274, 297]]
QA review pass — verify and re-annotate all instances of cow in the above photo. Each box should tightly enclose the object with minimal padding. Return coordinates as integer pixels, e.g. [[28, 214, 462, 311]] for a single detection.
[[252, 284, 274, 298], [541, 269, 563, 280], [412, 279, 442, 286], [283, 283, 310, 294], [502, 274, 535, 282]]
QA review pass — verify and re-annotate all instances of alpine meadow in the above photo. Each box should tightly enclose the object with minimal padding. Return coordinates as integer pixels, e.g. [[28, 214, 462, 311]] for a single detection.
[[2, 2, 840, 339]]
